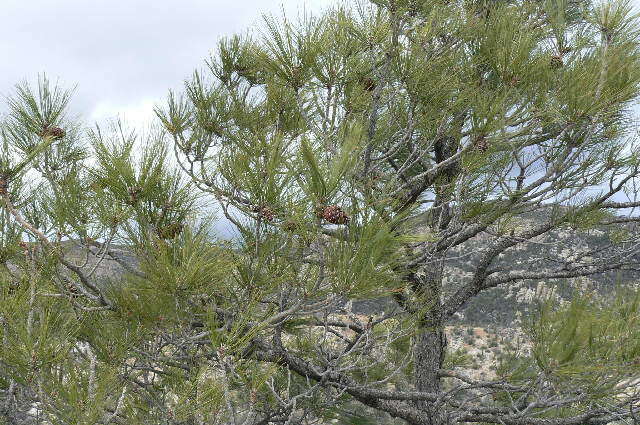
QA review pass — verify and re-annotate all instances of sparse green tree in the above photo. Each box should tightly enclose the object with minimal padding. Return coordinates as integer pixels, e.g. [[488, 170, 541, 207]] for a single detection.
[[3, 0, 640, 424]]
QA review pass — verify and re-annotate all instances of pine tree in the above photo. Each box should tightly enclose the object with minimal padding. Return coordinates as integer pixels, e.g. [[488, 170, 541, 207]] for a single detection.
[[2, 0, 640, 424]]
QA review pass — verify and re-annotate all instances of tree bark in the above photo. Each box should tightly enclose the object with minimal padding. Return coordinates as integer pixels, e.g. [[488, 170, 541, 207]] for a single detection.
[[410, 134, 458, 424], [411, 257, 448, 425]]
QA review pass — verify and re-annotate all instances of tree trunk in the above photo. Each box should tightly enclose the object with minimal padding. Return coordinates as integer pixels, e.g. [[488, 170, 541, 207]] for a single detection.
[[410, 132, 458, 424], [412, 257, 448, 425]]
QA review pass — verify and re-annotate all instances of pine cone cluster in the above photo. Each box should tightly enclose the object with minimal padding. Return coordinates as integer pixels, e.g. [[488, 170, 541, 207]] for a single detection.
[[550, 55, 564, 69], [290, 65, 304, 90], [253, 205, 275, 222], [283, 220, 298, 231], [40, 126, 65, 140], [318, 205, 350, 225], [126, 186, 142, 206]]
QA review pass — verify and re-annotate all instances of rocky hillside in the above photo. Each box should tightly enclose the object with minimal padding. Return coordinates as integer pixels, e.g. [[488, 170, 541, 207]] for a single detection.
[[353, 207, 640, 326]]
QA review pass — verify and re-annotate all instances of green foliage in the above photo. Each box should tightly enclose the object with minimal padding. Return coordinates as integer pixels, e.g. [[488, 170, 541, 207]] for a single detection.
[[88, 122, 198, 243], [3, 0, 640, 423], [529, 290, 640, 382], [492, 287, 640, 410], [443, 347, 472, 369], [325, 216, 403, 297]]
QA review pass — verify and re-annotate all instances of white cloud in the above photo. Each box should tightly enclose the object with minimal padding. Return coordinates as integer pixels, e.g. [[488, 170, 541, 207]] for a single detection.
[[89, 98, 158, 129]]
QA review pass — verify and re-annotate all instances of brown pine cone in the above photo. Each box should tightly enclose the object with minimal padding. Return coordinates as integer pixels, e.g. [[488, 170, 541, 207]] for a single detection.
[[508, 75, 521, 87], [202, 121, 223, 136], [283, 220, 298, 231], [66, 283, 81, 298], [360, 77, 376, 92], [320, 205, 350, 225], [157, 223, 184, 240], [126, 186, 142, 206], [40, 126, 65, 140], [0, 175, 7, 195], [473, 136, 489, 153], [260, 207, 275, 222], [550, 55, 563, 69], [253, 205, 275, 222]]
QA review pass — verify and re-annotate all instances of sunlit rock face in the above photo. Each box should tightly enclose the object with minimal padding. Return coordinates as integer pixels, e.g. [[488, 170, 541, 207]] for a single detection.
[[59, 241, 138, 283]]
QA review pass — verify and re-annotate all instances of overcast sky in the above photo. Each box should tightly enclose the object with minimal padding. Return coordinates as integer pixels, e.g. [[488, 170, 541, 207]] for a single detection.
[[0, 0, 335, 127], [2, 0, 639, 128]]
